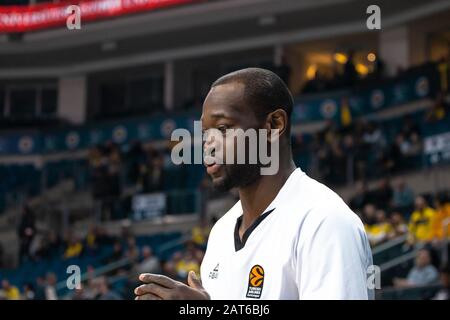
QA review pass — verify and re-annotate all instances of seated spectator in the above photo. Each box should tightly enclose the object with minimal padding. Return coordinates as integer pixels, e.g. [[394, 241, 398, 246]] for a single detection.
[[94, 277, 122, 300], [175, 251, 200, 280], [64, 234, 83, 259], [430, 195, 450, 242], [393, 249, 439, 288], [363, 203, 377, 231], [408, 196, 437, 246], [135, 246, 160, 275], [35, 231, 62, 261], [124, 237, 140, 271], [371, 178, 393, 210], [392, 178, 414, 209], [103, 241, 124, 273], [1, 280, 20, 300], [390, 211, 409, 238], [17, 204, 36, 263], [367, 209, 394, 246], [44, 272, 58, 300], [349, 181, 371, 211], [426, 91, 449, 123], [22, 283, 35, 300], [191, 218, 211, 248], [432, 266, 450, 300]]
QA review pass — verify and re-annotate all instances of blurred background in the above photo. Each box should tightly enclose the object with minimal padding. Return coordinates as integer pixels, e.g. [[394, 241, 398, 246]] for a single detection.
[[0, 0, 450, 300]]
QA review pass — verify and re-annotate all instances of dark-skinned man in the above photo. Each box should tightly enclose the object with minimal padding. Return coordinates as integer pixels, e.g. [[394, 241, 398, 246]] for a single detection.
[[135, 68, 373, 300]]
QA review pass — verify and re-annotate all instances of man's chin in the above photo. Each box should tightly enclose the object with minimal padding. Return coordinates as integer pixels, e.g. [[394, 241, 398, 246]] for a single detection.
[[211, 176, 233, 192]]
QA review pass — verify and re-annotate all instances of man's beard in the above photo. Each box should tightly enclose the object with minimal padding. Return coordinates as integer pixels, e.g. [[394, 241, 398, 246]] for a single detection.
[[212, 163, 261, 192]]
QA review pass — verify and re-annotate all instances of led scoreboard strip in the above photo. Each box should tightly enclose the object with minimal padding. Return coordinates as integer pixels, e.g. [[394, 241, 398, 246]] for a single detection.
[[0, 0, 203, 33]]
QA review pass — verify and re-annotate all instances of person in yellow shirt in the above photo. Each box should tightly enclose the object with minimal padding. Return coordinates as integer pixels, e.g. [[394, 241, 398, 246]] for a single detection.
[[367, 209, 394, 246], [2, 280, 21, 300], [191, 218, 211, 247], [408, 196, 436, 245], [431, 196, 450, 241], [64, 235, 83, 259]]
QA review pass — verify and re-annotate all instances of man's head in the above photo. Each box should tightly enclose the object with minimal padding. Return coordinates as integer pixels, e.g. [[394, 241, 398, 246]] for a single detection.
[[415, 196, 427, 211], [415, 249, 432, 268], [142, 246, 153, 259], [1, 279, 10, 289], [201, 68, 294, 192]]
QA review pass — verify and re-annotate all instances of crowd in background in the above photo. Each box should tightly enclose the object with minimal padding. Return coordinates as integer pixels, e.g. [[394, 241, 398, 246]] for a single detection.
[[1, 216, 213, 300], [349, 177, 450, 297]]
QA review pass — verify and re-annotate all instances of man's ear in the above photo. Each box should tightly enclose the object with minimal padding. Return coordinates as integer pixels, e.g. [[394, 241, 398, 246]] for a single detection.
[[265, 109, 288, 142]]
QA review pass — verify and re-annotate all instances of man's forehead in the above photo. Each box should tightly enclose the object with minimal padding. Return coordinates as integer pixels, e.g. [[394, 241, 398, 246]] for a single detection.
[[203, 82, 247, 114]]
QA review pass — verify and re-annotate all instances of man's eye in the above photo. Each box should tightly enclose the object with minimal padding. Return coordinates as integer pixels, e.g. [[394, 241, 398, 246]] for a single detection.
[[217, 126, 228, 134]]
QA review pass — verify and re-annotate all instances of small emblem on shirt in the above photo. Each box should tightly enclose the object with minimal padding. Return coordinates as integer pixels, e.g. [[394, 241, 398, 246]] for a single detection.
[[246, 265, 264, 299], [209, 263, 219, 279]]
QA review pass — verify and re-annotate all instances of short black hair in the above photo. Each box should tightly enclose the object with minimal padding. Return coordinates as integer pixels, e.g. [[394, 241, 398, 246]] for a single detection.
[[211, 67, 294, 123]]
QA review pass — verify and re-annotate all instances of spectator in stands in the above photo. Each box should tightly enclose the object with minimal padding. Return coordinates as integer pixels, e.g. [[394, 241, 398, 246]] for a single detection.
[[161, 259, 178, 281], [390, 211, 409, 238], [63, 233, 83, 259], [362, 122, 386, 152], [34, 276, 46, 300], [126, 140, 146, 187], [363, 203, 377, 227], [367, 209, 394, 246], [371, 178, 394, 210], [342, 50, 358, 87], [393, 249, 439, 288], [430, 195, 450, 243], [72, 285, 88, 300], [175, 251, 200, 280], [17, 204, 36, 263], [392, 178, 415, 211], [408, 196, 437, 246], [191, 218, 211, 248], [384, 134, 404, 173], [35, 230, 61, 261], [94, 276, 122, 300], [432, 266, 450, 300], [401, 115, 421, 139], [1, 279, 20, 300], [135, 246, 160, 275], [124, 237, 140, 271], [22, 283, 35, 300], [44, 272, 58, 300], [84, 225, 100, 255], [426, 91, 449, 123], [140, 150, 165, 193], [349, 181, 371, 211], [103, 241, 124, 267]]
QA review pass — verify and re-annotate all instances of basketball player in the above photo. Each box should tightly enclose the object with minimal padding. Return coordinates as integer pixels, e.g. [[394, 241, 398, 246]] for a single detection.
[[135, 68, 373, 300]]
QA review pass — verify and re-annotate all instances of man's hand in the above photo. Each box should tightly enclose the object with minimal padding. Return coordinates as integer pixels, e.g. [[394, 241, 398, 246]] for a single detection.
[[135, 271, 210, 300]]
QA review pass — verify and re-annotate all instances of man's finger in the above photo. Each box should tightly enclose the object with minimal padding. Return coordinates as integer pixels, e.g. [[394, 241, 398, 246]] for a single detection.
[[187, 271, 203, 290], [135, 283, 172, 299], [135, 293, 162, 300], [139, 273, 176, 288]]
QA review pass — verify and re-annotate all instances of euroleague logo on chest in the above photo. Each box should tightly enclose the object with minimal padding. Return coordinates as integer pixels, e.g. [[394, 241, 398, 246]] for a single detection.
[[246, 265, 264, 299]]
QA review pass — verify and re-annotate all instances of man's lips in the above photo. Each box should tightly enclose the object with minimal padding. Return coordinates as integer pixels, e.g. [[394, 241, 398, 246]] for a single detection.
[[206, 163, 222, 175]]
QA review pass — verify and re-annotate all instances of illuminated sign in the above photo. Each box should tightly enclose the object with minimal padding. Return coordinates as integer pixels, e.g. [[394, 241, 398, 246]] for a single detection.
[[0, 0, 202, 33]]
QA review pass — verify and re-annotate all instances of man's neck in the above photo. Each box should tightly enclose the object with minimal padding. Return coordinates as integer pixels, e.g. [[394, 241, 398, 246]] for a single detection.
[[238, 157, 296, 236]]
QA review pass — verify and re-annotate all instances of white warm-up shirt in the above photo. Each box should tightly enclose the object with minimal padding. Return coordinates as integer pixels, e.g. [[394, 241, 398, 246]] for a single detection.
[[200, 168, 374, 300]]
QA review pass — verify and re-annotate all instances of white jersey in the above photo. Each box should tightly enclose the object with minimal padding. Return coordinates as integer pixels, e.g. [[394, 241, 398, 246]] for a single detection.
[[200, 168, 374, 300]]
